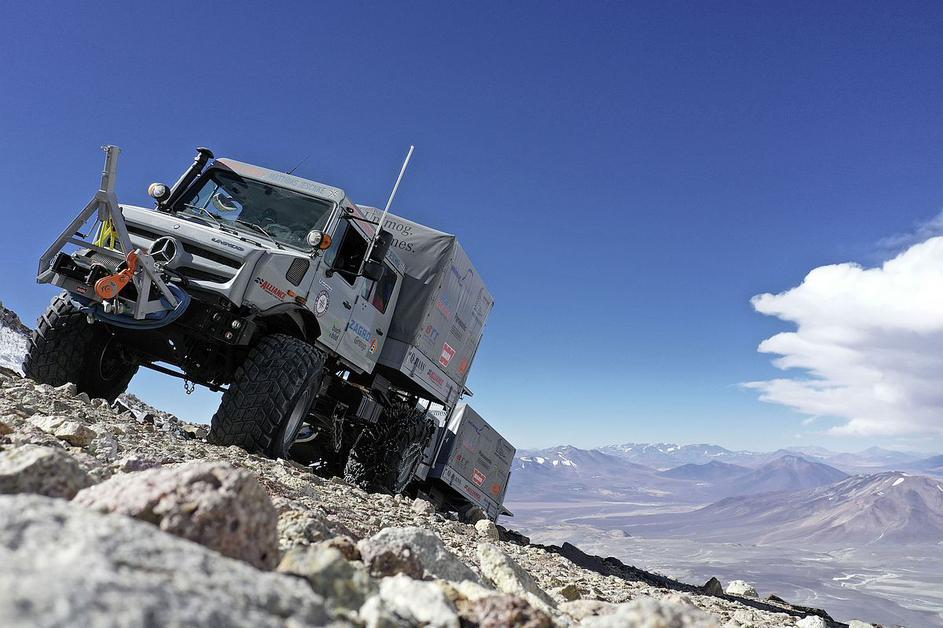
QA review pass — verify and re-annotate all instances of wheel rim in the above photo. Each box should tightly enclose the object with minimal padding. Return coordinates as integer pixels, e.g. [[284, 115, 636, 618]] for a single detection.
[[281, 388, 311, 452], [97, 336, 127, 383]]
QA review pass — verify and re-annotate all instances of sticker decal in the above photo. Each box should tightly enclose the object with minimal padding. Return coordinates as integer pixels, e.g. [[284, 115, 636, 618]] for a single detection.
[[439, 342, 455, 367], [369, 338, 378, 353], [472, 468, 486, 486], [254, 277, 287, 300], [314, 290, 330, 316]]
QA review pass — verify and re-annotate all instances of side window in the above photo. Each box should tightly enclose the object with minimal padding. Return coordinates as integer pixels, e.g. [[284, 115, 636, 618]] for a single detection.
[[367, 264, 397, 314], [327, 221, 368, 285]]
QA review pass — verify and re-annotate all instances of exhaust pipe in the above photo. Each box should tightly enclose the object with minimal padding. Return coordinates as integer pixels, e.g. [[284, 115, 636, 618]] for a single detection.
[[160, 147, 215, 210]]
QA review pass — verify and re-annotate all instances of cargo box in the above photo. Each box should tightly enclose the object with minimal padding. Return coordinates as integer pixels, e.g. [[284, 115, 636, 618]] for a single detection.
[[355, 206, 494, 406], [430, 404, 515, 520]]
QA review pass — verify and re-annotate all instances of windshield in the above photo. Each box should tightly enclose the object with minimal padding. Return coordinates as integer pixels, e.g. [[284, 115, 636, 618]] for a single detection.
[[175, 169, 334, 249]]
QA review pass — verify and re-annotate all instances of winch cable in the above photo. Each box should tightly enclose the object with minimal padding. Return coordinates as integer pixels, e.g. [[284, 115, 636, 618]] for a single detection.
[[73, 282, 191, 330]]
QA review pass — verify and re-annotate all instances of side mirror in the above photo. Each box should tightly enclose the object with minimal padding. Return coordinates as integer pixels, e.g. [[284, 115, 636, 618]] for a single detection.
[[148, 182, 171, 203], [368, 230, 394, 264], [306, 230, 333, 250], [362, 260, 384, 282]]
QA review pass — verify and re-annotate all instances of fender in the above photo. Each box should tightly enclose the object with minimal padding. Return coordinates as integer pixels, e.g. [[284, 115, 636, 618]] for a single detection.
[[252, 303, 321, 343]]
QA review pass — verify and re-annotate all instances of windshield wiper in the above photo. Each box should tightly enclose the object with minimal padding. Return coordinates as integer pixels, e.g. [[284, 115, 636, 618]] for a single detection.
[[182, 204, 237, 233], [233, 219, 285, 250]]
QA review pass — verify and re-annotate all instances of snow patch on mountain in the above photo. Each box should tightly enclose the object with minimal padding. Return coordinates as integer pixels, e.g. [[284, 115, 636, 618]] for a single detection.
[[0, 303, 29, 374]]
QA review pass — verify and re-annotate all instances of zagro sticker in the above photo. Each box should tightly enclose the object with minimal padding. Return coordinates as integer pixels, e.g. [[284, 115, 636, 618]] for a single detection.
[[472, 468, 486, 486], [439, 342, 455, 367], [314, 290, 330, 317]]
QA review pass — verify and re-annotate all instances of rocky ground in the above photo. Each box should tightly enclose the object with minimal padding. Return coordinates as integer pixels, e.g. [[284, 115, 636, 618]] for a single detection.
[[0, 367, 878, 627]]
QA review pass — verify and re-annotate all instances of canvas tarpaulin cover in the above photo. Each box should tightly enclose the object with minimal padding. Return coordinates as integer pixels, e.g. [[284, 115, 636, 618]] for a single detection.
[[356, 206, 493, 399]]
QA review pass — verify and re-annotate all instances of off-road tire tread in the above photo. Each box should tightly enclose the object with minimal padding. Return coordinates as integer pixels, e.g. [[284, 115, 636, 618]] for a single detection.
[[344, 399, 435, 493], [23, 292, 136, 401], [209, 334, 325, 458]]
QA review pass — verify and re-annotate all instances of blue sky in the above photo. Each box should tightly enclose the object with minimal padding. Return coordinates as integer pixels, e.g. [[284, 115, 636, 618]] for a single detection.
[[2, 2, 942, 452]]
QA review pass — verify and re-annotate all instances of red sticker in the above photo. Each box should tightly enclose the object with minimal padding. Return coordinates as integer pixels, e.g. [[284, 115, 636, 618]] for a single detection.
[[439, 342, 455, 367], [472, 468, 486, 486]]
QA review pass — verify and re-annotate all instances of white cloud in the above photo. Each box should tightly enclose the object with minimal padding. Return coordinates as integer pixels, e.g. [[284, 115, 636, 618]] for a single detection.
[[745, 236, 943, 436], [878, 210, 943, 253]]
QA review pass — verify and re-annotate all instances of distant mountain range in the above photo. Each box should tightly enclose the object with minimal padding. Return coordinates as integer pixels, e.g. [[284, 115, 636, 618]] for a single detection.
[[570, 440, 938, 475], [510, 445, 858, 505], [660, 472, 943, 545], [508, 442, 943, 547]]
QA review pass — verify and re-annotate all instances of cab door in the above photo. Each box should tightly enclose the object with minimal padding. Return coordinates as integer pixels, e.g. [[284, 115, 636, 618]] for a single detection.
[[313, 219, 367, 356], [343, 260, 399, 372]]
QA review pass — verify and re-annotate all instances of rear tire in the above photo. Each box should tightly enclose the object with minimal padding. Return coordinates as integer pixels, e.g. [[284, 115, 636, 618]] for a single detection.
[[208, 334, 325, 459], [24, 293, 138, 402], [344, 399, 435, 493]]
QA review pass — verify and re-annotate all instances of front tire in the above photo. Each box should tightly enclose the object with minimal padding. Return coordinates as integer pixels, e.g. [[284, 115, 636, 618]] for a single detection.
[[24, 293, 138, 401], [208, 334, 325, 459]]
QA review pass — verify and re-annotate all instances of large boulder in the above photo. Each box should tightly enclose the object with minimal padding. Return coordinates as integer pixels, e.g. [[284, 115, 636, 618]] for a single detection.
[[360, 574, 460, 628], [0, 444, 92, 499], [28, 414, 96, 446], [475, 518, 500, 541], [358, 526, 479, 582], [577, 596, 718, 627], [466, 594, 552, 628], [0, 495, 330, 627], [74, 460, 278, 569], [477, 542, 555, 611], [278, 544, 374, 611], [724, 579, 759, 598]]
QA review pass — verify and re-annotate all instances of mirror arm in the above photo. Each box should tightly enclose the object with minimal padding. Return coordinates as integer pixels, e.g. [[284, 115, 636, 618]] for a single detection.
[[342, 214, 380, 226]]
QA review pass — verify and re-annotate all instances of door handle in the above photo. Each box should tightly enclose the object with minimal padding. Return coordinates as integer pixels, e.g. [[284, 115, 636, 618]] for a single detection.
[[343, 301, 352, 309], [375, 329, 384, 336]]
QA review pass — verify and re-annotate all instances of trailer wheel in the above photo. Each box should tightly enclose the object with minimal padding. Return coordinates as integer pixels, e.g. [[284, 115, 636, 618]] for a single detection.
[[344, 400, 435, 494], [24, 293, 138, 401], [208, 334, 325, 459]]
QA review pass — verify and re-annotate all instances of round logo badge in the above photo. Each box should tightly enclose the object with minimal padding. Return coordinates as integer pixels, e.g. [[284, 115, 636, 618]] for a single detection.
[[314, 290, 330, 317]]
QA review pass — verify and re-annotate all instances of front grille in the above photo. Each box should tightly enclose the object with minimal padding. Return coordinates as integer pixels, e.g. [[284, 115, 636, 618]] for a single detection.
[[286, 258, 309, 286], [126, 224, 242, 269], [177, 267, 231, 283]]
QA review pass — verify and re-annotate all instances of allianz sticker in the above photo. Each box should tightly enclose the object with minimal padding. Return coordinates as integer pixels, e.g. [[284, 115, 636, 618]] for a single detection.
[[254, 277, 287, 300], [314, 290, 330, 317]]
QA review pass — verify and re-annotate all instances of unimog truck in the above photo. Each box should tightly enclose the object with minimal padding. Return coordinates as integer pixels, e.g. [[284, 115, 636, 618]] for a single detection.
[[25, 146, 515, 520]]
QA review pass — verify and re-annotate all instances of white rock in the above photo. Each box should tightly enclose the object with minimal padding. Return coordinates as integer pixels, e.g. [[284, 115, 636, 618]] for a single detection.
[[797, 617, 828, 628], [0, 494, 331, 626], [362, 574, 459, 628], [579, 595, 718, 627], [54, 382, 77, 396], [0, 445, 93, 499], [358, 526, 479, 583], [477, 542, 556, 610], [724, 579, 758, 598], [474, 518, 500, 541], [411, 497, 436, 515]]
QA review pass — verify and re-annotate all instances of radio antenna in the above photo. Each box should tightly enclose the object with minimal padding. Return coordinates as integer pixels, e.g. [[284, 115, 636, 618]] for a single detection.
[[286, 154, 311, 175], [363, 145, 414, 264]]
